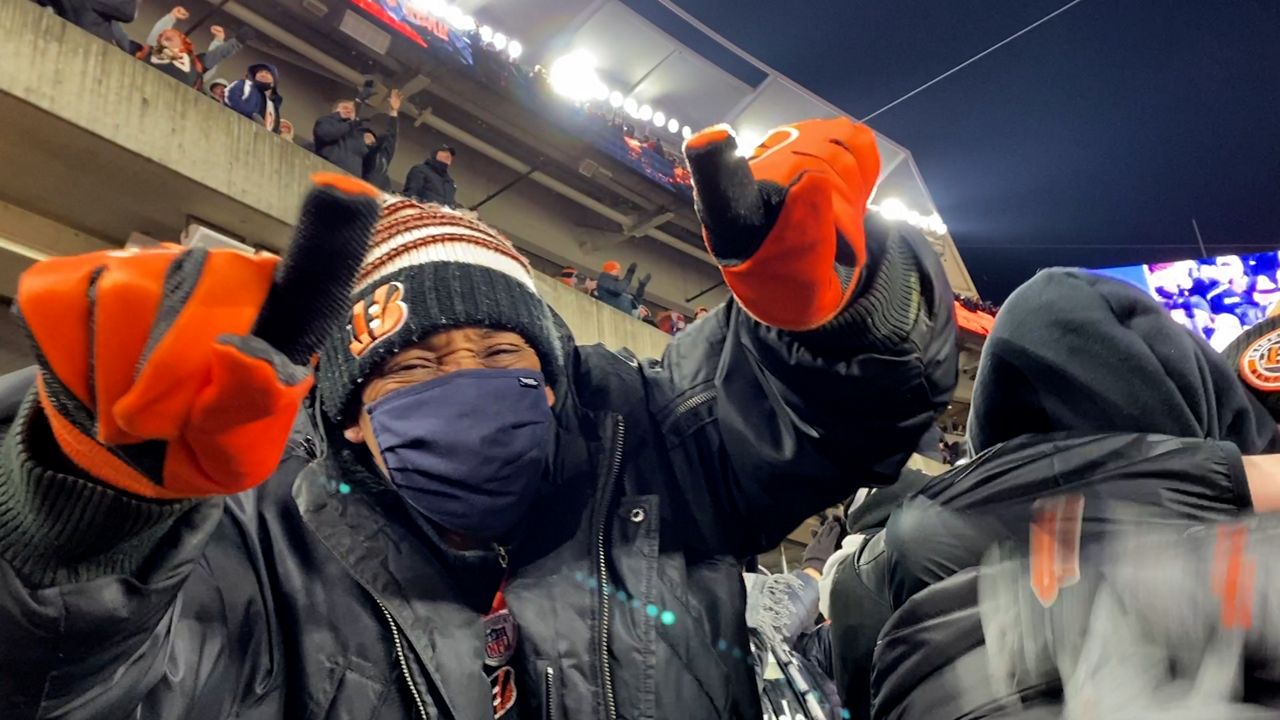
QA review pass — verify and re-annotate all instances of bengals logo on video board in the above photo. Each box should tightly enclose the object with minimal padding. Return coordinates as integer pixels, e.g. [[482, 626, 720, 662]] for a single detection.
[[348, 282, 408, 358]]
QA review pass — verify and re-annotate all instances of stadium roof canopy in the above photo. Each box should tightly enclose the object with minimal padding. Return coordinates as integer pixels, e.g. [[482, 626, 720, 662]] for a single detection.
[[452, 0, 971, 291]]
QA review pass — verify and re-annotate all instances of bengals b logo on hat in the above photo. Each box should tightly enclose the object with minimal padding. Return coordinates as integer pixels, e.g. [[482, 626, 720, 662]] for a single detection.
[[348, 282, 408, 357]]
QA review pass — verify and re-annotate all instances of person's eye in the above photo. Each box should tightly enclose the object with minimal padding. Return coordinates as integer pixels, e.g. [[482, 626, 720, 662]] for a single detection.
[[386, 358, 436, 374], [485, 344, 524, 358]]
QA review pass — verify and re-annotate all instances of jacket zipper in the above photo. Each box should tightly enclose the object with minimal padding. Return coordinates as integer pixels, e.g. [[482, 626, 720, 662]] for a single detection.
[[674, 390, 716, 417], [374, 597, 429, 720], [544, 666, 557, 720], [595, 417, 625, 720]]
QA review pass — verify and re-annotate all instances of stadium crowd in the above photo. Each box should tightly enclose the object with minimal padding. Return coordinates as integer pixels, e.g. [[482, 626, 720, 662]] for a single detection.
[[10, 4, 1280, 720]]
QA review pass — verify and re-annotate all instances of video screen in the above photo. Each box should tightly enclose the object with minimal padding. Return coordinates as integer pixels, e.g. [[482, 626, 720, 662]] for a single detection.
[[1093, 251, 1280, 351]]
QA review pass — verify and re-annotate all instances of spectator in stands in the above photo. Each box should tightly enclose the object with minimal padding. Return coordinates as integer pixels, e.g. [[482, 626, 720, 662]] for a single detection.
[[693, 307, 710, 322], [557, 266, 578, 288], [133, 8, 244, 92], [595, 261, 651, 316], [36, 0, 137, 51], [636, 304, 657, 327], [314, 99, 369, 176], [360, 89, 401, 191], [206, 77, 229, 103], [657, 310, 687, 336], [404, 145, 458, 207], [225, 63, 283, 133]]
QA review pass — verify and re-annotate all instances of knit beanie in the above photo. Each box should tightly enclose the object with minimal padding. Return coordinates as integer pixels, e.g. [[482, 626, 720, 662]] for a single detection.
[[318, 197, 563, 426]]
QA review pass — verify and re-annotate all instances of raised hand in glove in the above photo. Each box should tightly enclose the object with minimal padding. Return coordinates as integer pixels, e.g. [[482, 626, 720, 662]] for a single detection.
[[802, 515, 846, 574], [14, 173, 380, 500], [683, 118, 880, 331]]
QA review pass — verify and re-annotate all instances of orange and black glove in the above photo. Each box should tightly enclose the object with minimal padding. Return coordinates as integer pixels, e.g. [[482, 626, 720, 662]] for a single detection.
[[683, 118, 880, 332], [13, 173, 380, 500]]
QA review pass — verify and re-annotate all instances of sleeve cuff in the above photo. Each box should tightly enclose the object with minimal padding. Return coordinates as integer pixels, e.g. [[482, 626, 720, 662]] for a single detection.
[[0, 391, 195, 587], [794, 225, 923, 356], [1219, 440, 1251, 508]]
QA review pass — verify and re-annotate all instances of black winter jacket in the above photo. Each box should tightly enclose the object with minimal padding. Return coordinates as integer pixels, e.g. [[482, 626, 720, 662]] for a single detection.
[[362, 115, 399, 191], [313, 112, 368, 176], [0, 232, 955, 719], [405, 158, 457, 206], [39, 0, 137, 50]]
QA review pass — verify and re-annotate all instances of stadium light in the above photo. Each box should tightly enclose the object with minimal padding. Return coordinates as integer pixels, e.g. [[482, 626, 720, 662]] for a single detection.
[[876, 197, 909, 221], [592, 82, 610, 102], [652, 111, 666, 127], [734, 128, 764, 157], [868, 199, 949, 236], [638, 104, 653, 121], [682, 125, 692, 139], [549, 50, 604, 103], [623, 97, 639, 116], [493, 32, 508, 51], [667, 118, 680, 134], [608, 90, 624, 108], [507, 40, 523, 60], [479, 25, 494, 42]]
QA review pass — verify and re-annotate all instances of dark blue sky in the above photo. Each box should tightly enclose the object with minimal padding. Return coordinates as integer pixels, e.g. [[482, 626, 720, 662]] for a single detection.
[[627, 0, 1280, 299]]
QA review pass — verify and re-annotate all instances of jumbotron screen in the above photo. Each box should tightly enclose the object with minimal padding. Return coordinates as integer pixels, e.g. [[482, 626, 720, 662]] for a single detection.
[[1093, 251, 1280, 351]]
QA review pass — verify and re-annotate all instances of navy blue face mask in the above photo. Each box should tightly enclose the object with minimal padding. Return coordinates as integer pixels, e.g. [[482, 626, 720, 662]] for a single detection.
[[367, 368, 553, 541]]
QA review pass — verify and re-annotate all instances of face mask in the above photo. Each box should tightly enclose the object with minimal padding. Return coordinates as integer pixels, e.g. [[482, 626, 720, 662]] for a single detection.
[[253, 79, 273, 92], [368, 368, 553, 541]]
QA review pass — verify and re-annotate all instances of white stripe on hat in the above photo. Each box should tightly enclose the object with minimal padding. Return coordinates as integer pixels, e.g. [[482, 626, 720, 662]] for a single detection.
[[355, 237, 538, 294]]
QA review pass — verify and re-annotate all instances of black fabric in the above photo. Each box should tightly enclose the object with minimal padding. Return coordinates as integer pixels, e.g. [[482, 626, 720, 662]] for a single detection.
[[970, 268, 1280, 455], [40, 0, 138, 50], [361, 115, 398, 191], [404, 159, 457, 206], [0, 232, 955, 719], [312, 113, 368, 176]]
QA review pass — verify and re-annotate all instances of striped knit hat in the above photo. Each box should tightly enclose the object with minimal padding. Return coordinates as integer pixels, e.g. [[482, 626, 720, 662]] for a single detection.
[[318, 197, 562, 425]]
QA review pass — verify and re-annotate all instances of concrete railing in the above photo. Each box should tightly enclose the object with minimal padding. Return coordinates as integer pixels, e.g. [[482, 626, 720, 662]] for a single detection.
[[0, 0, 671, 355]]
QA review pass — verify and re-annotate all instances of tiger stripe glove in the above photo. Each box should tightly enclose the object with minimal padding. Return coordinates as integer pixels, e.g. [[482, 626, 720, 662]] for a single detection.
[[13, 173, 381, 500], [683, 118, 881, 332]]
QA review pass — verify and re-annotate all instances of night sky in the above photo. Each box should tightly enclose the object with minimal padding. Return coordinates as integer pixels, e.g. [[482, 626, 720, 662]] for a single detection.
[[628, 0, 1280, 300]]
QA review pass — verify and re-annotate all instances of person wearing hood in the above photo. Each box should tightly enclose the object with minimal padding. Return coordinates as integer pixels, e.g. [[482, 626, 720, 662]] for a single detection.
[[133, 7, 244, 91], [206, 77, 229, 103], [225, 62, 283, 132], [404, 145, 458, 207], [0, 119, 958, 719], [360, 90, 401, 190], [825, 268, 1280, 719], [314, 99, 370, 176]]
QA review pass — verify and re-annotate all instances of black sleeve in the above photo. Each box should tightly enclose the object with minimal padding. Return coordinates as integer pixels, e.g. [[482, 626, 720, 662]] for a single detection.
[[89, 0, 138, 22], [381, 115, 398, 163], [0, 391, 287, 718], [312, 114, 348, 145], [649, 226, 958, 557], [403, 165, 424, 199]]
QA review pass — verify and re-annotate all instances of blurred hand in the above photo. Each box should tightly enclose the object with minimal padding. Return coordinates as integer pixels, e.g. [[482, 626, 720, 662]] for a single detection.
[[171, 6, 189, 20], [389, 88, 403, 113], [210, 25, 225, 41], [279, 119, 295, 140]]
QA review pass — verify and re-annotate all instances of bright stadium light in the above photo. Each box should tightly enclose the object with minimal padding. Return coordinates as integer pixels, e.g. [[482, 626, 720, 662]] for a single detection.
[[682, 125, 692, 139], [667, 118, 679, 134], [876, 197, 910, 221], [507, 40, 523, 60], [493, 32, 508, 51], [549, 50, 603, 102], [479, 25, 494, 42], [734, 128, 764, 157], [868, 199, 948, 235], [592, 82, 610, 102], [638, 104, 653, 121], [608, 90, 624, 108], [652, 111, 666, 127], [623, 96, 639, 116]]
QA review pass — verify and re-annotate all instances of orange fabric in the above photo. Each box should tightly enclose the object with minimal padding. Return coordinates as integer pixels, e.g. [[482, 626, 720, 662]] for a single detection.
[[1212, 523, 1255, 630], [602, 261, 622, 275], [114, 251, 278, 439], [711, 118, 881, 331], [37, 375, 187, 500], [954, 303, 995, 337], [311, 172, 383, 199], [683, 124, 733, 152]]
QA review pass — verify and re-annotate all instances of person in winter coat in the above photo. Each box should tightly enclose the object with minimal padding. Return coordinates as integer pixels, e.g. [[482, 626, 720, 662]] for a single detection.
[[404, 145, 458, 206], [827, 268, 1280, 720], [313, 99, 369, 176], [0, 118, 957, 720], [133, 6, 243, 91], [37, 0, 137, 51], [225, 62, 283, 132], [206, 77, 229, 103], [361, 90, 401, 190]]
